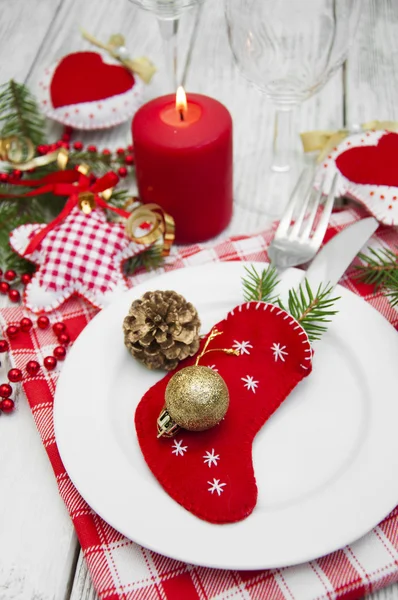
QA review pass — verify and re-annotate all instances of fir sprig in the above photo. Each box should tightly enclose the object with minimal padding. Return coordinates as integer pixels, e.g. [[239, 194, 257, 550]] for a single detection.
[[0, 200, 46, 272], [354, 247, 398, 288], [124, 244, 164, 275], [67, 150, 128, 174], [241, 265, 339, 342], [354, 247, 398, 308], [278, 280, 340, 342], [242, 264, 280, 304], [0, 80, 46, 146]]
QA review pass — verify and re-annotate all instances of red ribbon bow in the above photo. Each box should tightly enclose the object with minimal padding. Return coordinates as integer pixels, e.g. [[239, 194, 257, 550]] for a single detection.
[[2, 169, 130, 256]]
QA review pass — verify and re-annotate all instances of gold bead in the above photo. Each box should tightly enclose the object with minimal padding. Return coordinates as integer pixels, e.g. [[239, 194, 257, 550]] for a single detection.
[[164, 365, 229, 432]]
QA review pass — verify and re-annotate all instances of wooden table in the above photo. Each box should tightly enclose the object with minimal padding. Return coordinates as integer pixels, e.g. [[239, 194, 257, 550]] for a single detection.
[[1, 1, 397, 598]]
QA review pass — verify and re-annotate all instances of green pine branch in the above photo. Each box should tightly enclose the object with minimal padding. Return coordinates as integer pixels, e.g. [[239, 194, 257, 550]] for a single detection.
[[354, 247, 398, 288], [67, 150, 128, 175], [242, 264, 280, 304], [355, 247, 398, 308], [124, 244, 164, 276], [0, 80, 46, 146], [278, 279, 340, 343], [0, 199, 47, 272]]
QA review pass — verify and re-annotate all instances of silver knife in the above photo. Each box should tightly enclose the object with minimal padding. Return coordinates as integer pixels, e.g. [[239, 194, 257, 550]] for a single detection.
[[303, 216, 378, 291]]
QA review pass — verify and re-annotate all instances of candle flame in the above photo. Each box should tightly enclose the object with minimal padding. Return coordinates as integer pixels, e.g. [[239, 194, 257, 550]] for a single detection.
[[176, 86, 187, 115]]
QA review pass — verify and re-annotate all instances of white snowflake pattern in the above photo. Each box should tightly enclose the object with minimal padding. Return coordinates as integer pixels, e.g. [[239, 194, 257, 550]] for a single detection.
[[208, 478, 226, 496], [271, 342, 288, 362], [241, 375, 259, 393], [203, 449, 220, 468], [232, 340, 253, 355], [208, 364, 219, 372], [171, 439, 188, 456]]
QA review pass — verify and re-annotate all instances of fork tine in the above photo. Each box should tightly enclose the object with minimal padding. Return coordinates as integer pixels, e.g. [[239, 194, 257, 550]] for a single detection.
[[311, 174, 338, 248], [300, 184, 323, 241], [274, 167, 313, 239], [289, 176, 314, 239]]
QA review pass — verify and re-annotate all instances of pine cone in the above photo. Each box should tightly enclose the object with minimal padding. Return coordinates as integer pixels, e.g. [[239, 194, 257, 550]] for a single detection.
[[123, 290, 201, 371]]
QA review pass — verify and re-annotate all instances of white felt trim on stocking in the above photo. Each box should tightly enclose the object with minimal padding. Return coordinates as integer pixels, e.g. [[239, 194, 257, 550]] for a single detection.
[[37, 60, 146, 130], [314, 130, 398, 226]]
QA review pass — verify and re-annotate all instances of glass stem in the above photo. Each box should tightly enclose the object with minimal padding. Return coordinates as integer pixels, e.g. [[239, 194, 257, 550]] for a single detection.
[[272, 105, 295, 172], [158, 17, 179, 91]]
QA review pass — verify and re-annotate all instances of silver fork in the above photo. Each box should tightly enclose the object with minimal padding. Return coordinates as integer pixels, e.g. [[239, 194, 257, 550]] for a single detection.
[[268, 168, 338, 269]]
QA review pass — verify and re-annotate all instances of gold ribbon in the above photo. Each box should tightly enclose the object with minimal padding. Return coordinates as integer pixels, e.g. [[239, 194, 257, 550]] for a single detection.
[[0, 142, 69, 171], [301, 120, 398, 163], [0, 136, 35, 164], [125, 203, 175, 256], [81, 29, 156, 84]]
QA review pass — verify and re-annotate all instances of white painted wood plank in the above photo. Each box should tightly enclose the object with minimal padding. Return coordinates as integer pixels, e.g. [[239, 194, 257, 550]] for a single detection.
[[345, 0, 398, 123], [0, 0, 63, 83]]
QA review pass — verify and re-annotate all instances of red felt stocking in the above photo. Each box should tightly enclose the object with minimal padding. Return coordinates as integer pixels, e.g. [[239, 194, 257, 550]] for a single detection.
[[135, 301, 313, 524]]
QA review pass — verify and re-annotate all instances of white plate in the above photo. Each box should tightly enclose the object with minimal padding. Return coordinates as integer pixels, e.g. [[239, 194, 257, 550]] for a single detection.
[[54, 262, 398, 570]]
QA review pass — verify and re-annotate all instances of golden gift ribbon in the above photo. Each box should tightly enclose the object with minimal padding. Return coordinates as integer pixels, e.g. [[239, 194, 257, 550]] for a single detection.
[[126, 203, 175, 256], [81, 29, 156, 84], [0, 140, 69, 171], [301, 120, 398, 163], [0, 136, 35, 164]]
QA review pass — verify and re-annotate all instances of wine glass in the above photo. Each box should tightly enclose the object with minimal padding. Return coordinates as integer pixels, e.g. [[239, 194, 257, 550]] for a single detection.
[[127, 0, 204, 90], [225, 0, 361, 172]]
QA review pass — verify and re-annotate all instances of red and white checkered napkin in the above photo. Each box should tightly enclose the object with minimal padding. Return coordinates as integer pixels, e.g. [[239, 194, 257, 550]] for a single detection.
[[2, 205, 398, 600]]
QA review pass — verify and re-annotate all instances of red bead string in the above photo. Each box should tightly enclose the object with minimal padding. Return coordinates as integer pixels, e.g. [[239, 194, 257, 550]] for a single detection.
[[0, 269, 31, 303], [0, 314, 71, 415], [0, 127, 135, 184]]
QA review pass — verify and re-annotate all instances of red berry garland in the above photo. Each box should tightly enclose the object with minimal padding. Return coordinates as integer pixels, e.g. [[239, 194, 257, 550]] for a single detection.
[[52, 322, 66, 335], [20, 318, 33, 332], [58, 332, 70, 345], [21, 274, 32, 285], [8, 369, 22, 382], [43, 356, 57, 371], [37, 315, 50, 329], [26, 361, 40, 376], [1, 399, 15, 413], [0, 311, 72, 415], [0, 340, 9, 353], [0, 383, 12, 398], [6, 325, 19, 338], [53, 346, 66, 360], [0, 282, 10, 294], [8, 289, 21, 303], [0, 140, 135, 185], [4, 270, 16, 281]]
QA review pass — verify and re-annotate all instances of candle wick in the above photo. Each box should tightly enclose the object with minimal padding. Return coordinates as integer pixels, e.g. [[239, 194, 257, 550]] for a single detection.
[[179, 109, 184, 122]]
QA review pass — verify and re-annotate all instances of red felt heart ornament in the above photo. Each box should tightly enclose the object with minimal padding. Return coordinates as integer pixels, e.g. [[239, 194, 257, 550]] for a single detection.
[[50, 51, 135, 108], [336, 132, 398, 187], [135, 302, 312, 524]]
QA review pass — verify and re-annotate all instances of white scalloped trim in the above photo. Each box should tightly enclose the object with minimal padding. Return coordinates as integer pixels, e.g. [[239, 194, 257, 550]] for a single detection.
[[9, 223, 46, 264], [36, 59, 146, 130]]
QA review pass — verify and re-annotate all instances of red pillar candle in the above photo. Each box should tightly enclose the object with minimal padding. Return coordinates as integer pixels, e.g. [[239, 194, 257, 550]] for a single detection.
[[132, 90, 233, 244]]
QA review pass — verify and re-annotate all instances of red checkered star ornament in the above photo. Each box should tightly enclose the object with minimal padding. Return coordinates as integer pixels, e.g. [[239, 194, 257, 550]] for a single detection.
[[10, 205, 145, 313]]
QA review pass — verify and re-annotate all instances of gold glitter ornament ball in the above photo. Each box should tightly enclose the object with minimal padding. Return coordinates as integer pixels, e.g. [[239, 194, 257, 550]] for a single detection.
[[165, 366, 229, 432]]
